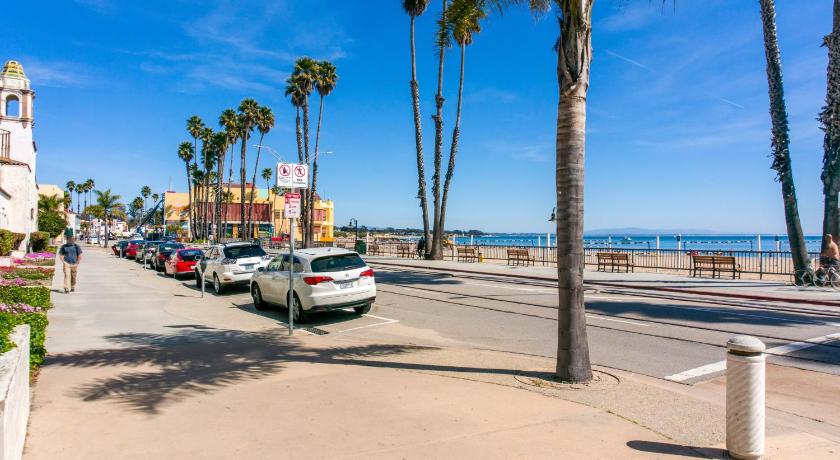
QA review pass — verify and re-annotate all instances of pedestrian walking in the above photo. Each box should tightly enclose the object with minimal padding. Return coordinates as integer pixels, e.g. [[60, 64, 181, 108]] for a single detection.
[[416, 236, 426, 259], [59, 236, 83, 293]]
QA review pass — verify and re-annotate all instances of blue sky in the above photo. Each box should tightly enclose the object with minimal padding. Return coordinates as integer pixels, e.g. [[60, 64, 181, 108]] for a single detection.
[[5, 0, 834, 233]]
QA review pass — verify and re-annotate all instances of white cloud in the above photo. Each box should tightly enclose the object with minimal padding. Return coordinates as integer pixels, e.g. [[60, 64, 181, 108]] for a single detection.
[[602, 49, 651, 71], [22, 59, 92, 88], [465, 87, 518, 104]]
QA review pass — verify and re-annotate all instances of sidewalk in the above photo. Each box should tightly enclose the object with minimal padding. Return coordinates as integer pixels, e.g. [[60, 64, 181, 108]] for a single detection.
[[23, 247, 839, 458], [365, 256, 840, 307]]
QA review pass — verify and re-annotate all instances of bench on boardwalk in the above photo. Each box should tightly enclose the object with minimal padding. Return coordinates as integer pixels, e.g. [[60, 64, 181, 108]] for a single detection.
[[507, 248, 534, 266], [457, 247, 479, 263], [396, 244, 413, 258], [596, 252, 632, 273], [691, 255, 740, 279]]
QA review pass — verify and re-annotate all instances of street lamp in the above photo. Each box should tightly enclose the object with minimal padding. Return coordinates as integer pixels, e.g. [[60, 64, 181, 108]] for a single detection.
[[349, 218, 359, 240]]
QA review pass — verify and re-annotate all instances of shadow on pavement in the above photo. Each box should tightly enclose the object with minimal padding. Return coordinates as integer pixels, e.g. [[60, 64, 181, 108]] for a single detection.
[[626, 440, 726, 458], [43, 328, 554, 415]]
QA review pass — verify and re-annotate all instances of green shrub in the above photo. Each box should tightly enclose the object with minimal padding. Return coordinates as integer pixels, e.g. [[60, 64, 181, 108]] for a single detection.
[[0, 311, 49, 369], [0, 230, 14, 256], [0, 286, 50, 308], [30, 231, 50, 252], [38, 210, 66, 238]]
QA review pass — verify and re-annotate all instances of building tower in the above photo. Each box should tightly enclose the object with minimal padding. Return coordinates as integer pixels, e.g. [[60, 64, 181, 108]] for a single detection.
[[0, 60, 38, 245]]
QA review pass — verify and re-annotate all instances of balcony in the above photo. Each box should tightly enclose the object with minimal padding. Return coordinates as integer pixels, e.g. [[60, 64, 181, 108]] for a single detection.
[[0, 129, 8, 159]]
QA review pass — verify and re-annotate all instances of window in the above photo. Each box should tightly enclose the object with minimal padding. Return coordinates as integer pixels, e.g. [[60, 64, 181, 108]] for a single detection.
[[310, 254, 366, 273], [5, 96, 20, 118], [223, 245, 266, 259], [178, 249, 203, 261], [280, 255, 303, 272], [267, 259, 282, 272]]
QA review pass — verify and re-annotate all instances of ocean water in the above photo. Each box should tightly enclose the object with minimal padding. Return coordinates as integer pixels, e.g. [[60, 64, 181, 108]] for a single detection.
[[451, 234, 824, 252]]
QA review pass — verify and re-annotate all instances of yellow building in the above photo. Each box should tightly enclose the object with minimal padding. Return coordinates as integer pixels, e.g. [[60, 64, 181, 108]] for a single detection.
[[164, 183, 334, 242]]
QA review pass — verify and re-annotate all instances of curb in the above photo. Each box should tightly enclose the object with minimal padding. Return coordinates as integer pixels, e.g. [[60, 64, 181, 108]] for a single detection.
[[367, 260, 840, 308]]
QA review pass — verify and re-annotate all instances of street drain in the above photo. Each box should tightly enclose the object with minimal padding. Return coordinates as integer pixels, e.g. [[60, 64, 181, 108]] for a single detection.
[[514, 369, 619, 391], [304, 327, 330, 335]]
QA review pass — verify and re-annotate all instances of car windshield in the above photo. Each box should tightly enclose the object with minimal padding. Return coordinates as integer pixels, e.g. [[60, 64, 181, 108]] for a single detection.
[[310, 254, 367, 273], [223, 245, 265, 259], [159, 243, 184, 252], [178, 250, 203, 261]]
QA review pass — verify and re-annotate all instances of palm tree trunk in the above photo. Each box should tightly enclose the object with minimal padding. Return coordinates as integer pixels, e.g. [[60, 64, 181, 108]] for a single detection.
[[822, 0, 840, 251], [240, 135, 248, 239], [216, 150, 225, 242], [226, 145, 234, 240], [310, 95, 325, 244], [248, 133, 265, 240], [554, 0, 594, 383], [409, 15, 432, 257], [302, 99, 312, 248], [185, 164, 194, 239], [439, 44, 466, 247], [430, 0, 447, 260], [759, 0, 810, 275], [191, 137, 199, 239]]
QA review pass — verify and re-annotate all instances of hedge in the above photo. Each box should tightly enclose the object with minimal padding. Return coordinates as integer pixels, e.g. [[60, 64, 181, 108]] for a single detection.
[[0, 286, 50, 309], [30, 231, 50, 252], [0, 229, 25, 256], [0, 311, 48, 369]]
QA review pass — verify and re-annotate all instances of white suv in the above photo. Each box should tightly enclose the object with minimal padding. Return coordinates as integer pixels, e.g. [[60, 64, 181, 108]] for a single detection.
[[196, 242, 271, 295], [249, 247, 376, 323]]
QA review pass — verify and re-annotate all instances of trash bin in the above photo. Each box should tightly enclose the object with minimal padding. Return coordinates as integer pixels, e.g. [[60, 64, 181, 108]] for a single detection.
[[354, 239, 367, 255]]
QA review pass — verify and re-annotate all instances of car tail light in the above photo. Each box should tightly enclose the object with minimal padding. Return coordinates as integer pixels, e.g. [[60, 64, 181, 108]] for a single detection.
[[359, 268, 375, 278], [303, 276, 333, 285], [221, 258, 236, 264]]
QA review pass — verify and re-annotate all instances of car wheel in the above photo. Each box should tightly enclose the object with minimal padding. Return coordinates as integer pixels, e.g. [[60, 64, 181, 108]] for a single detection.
[[252, 284, 269, 311], [213, 274, 225, 295], [290, 294, 308, 323], [354, 302, 372, 315]]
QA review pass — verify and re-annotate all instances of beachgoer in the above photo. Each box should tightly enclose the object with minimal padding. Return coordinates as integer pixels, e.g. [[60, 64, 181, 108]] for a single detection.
[[820, 233, 840, 269], [416, 237, 426, 258], [59, 236, 83, 293]]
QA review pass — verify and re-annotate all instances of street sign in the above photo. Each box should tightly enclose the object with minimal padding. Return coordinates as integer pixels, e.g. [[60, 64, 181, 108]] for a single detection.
[[284, 193, 301, 218], [293, 164, 308, 188], [277, 163, 293, 188]]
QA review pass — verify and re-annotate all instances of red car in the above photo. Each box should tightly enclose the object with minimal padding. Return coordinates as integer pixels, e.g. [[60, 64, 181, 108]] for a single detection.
[[123, 240, 144, 259], [164, 248, 204, 278]]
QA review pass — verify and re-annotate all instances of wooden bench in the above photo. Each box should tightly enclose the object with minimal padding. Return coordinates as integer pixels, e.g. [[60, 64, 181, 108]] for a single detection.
[[507, 248, 534, 266], [691, 255, 740, 279], [596, 252, 632, 273], [396, 244, 412, 258], [457, 247, 479, 263]]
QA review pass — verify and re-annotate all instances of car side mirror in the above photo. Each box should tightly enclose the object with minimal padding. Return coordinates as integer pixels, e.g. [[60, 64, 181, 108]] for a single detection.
[[257, 267, 265, 272]]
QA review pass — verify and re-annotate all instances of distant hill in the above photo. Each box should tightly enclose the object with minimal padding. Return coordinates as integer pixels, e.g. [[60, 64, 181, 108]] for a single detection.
[[584, 227, 724, 236]]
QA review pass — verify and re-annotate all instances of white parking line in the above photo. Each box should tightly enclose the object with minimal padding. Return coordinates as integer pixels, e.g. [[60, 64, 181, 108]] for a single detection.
[[586, 314, 649, 326], [664, 332, 840, 382], [463, 282, 554, 293]]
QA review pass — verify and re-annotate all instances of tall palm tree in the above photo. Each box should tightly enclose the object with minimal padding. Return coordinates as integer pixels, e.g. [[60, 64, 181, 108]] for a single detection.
[[402, 0, 433, 258], [75, 182, 83, 217], [292, 58, 319, 247], [187, 116, 205, 235], [237, 99, 260, 239], [759, 0, 810, 276], [248, 106, 275, 238], [309, 61, 338, 244], [95, 189, 124, 249], [822, 0, 840, 251], [429, 0, 450, 260], [438, 0, 486, 254], [151, 193, 160, 228], [65, 181, 76, 209], [219, 108, 239, 241], [178, 141, 195, 239], [83, 179, 94, 223], [285, 77, 306, 164], [141, 185, 151, 218], [271, 185, 283, 237], [209, 132, 227, 240], [260, 167, 273, 237], [199, 127, 216, 240]]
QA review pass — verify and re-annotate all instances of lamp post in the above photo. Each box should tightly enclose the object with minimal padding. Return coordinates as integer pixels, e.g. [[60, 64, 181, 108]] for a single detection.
[[349, 218, 359, 240]]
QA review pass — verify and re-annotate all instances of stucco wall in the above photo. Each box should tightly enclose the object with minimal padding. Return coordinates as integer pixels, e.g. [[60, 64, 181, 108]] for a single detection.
[[0, 325, 30, 460]]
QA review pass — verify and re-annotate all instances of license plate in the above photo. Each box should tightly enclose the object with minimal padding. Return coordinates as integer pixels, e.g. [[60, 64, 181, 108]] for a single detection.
[[241, 264, 254, 270], [337, 281, 353, 289]]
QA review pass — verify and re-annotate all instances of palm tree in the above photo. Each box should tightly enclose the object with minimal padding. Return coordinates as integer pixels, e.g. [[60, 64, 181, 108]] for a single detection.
[[209, 131, 227, 240], [271, 185, 283, 237], [292, 58, 319, 247], [285, 77, 306, 164], [75, 182, 83, 217], [402, 0, 433, 258], [309, 61, 338, 244], [65, 181, 76, 210], [759, 0, 810, 276], [95, 189, 124, 249], [438, 0, 485, 256], [141, 185, 151, 218], [248, 106, 275, 238], [429, 0, 450, 260], [219, 108, 239, 241], [177, 141, 195, 239], [38, 194, 61, 213], [237, 99, 260, 239], [199, 127, 216, 240], [187, 116, 205, 234], [62, 190, 71, 210], [83, 179, 94, 223], [822, 0, 840, 251]]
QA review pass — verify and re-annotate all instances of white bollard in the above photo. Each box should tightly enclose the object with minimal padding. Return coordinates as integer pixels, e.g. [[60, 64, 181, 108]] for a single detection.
[[726, 335, 766, 460]]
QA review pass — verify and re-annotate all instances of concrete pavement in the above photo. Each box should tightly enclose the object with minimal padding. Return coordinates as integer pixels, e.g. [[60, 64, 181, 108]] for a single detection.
[[22, 244, 741, 459]]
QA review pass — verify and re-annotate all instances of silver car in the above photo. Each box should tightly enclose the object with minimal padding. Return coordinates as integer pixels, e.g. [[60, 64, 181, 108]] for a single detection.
[[196, 242, 271, 295], [249, 247, 376, 323]]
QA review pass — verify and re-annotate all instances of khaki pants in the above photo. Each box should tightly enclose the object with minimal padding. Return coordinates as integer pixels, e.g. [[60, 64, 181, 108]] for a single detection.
[[63, 262, 78, 291]]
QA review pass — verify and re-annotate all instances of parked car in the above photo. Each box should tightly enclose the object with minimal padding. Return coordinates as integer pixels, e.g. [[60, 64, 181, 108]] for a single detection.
[[249, 247, 376, 323], [88, 236, 100, 245], [152, 242, 185, 271], [196, 242, 271, 294], [139, 241, 164, 266], [164, 248, 203, 278], [124, 240, 144, 259]]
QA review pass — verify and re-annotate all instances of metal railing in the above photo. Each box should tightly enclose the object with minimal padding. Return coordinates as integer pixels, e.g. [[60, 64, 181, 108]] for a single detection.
[[366, 242, 819, 277]]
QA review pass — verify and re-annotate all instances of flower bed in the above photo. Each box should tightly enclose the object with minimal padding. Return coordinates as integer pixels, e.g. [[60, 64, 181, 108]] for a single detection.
[[1, 267, 54, 282], [0, 286, 50, 309], [0, 304, 48, 368]]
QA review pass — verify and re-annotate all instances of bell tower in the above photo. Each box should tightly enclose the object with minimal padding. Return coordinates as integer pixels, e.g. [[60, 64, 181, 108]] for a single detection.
[[0, 60, 36, 166]]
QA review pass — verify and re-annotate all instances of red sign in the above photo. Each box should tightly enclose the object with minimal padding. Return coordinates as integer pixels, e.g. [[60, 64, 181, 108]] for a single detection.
[[284, 193, 301, 218]]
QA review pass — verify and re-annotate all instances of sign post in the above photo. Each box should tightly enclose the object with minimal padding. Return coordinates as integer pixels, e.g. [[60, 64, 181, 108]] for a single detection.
[[277, 161, 308, 336]]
